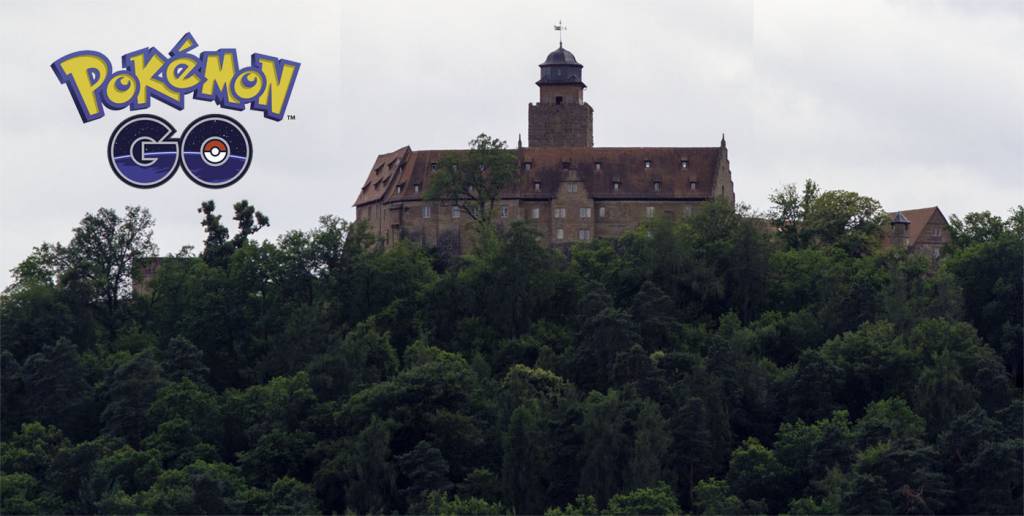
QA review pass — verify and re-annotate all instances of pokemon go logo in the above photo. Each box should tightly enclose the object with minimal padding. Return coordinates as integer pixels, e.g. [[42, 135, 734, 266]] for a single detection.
[[51, 33, 300, 189]]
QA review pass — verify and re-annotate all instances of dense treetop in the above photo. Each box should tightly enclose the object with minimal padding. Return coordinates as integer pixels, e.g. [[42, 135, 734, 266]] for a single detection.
[[2, 181, 1021, 514]]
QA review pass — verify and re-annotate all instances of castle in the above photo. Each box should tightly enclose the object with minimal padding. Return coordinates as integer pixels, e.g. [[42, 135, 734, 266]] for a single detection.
[[354, 42, 735, 250]]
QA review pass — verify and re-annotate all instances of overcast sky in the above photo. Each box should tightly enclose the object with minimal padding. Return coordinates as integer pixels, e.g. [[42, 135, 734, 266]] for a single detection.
[[1, 0, 1021, 289]]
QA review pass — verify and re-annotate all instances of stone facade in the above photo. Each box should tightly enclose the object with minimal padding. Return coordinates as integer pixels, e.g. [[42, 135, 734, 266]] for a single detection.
[[354, 43, 735, 249]]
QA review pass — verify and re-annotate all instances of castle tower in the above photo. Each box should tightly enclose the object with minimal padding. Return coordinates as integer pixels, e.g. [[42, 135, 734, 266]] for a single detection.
[[891, 211, 910, 248], [528, 43, 594, 147]]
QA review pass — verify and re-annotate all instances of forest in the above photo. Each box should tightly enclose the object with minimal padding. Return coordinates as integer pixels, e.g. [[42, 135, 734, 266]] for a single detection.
[[1, 178, 1022, 514]]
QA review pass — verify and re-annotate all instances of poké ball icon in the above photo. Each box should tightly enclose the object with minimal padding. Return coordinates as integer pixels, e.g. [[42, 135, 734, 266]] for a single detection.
[[202, 137, 229, 165]]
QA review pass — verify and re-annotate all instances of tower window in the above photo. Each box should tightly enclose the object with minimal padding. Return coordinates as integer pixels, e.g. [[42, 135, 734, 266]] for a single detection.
[[524, 162, 532, 171], [413, 184, 420, 193], [689, 181, 697, 191], [594, 162, 602, 170], [681, 160, 688, 169], [644, 160, 652, 168], [533, 181, 542, 192], [653, 181, 661, 192], [430, 162, 438, 171], [555, 96, 563, 105], [396, 185, 403, 194], [612, 181, 620, 192]]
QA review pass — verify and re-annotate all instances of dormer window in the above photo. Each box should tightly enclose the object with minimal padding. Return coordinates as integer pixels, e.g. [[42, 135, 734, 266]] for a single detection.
[[653, 181, 661, 192], [533, 181, 542, 192], [594, 162, 602, 170], [644, 160, 652, 168], [524, 162, 532, 171], [566, 182, 578, 193], [414, 184, 421, 193], [681, 160, 688, 169]]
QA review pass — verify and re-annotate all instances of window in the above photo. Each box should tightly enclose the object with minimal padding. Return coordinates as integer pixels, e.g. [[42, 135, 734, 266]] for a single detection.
[[533, 181, 542, 192], [578, 229, 591, 241], [554, 207, 566, 219], [653, 181, 661, 192], [452, 206, 460, 218], [396, 185, 403, 194], [579, 207, 591, 218], [595, 162, 602, 170], [598, 206, 606, 218], [681, 160, 688, 169], [566, 182, 578, 193], [524, 162, 532, 171], [423, 206, 431, 218], [555, 96, 564, 105], [645, 206, 655, 218], [690, 181, 697, 191], [556, 228, 564, 240], [684, 206, 693, 216], [562, 161, 570, 170], [531, 207, 540, 219], [413, 184, 420, 193], [644, 160, 652, 168], [612, 181, 620, 192], [501, 206, 509, 218], [430, 162, 438, 171]]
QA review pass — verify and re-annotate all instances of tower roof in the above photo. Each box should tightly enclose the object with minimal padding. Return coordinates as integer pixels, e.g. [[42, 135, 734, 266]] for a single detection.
[[537, 44, 585, 86], [541, 44, 581, 66]]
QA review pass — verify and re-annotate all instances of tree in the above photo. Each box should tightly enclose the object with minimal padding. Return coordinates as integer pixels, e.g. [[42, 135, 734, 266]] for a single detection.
[[627, 400, 672, 490], [579, 390, 630, 506], [20, 338, 95, 438], [398, 440, 454, 512], [100, 350, 165, 445], [804, 190, 887, 256], [197, 200, 269, 266], [692, 478, 743, 515], [725, 437, 786, 511], [605, 483, 681, 515], [344, 416, 398, 514], [425, 134, 519, 232], [159, 335, 209, 384], [769, 179, 819, 249], [502, 400, 551, 514]]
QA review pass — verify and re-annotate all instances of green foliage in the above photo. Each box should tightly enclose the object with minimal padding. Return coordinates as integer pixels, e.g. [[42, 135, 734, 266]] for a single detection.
[[2, 191, 1019, 515], [425, 134, 519, 230], [606, 483, 681, 515]]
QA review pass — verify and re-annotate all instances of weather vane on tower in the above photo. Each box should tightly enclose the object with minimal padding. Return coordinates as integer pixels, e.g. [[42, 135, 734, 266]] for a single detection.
[[554, 20, 567, 47]]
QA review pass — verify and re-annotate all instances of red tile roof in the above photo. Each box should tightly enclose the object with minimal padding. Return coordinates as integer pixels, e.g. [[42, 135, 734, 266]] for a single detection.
[[355, 146, 726, 206], [886, 206, 947, 247]]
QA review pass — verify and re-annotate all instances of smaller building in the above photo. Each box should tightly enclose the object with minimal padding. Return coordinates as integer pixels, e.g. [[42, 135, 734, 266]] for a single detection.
[[883, 206, 950, 258]]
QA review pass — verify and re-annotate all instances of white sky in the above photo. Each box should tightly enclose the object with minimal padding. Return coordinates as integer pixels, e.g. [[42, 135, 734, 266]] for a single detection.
[[1, 0, 1022, 289]]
